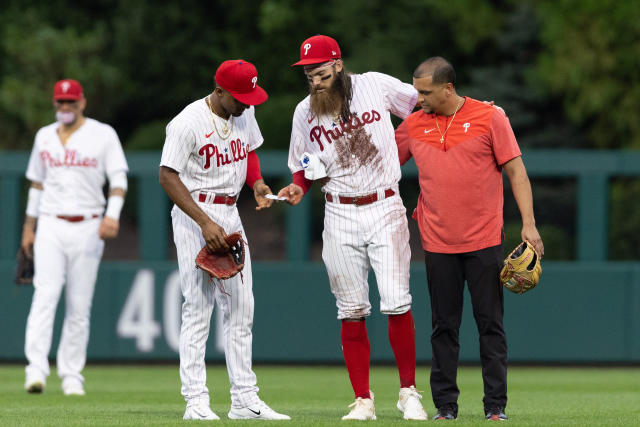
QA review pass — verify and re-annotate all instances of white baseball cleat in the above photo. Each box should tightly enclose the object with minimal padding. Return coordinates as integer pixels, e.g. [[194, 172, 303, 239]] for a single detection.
[[342, 391, 376, 420], [397, 386, 428, 420], [183, 403, 220, 420], [228, 400, 290, 420], [25, 376, 45, 394], [62, 378, 85, 396]]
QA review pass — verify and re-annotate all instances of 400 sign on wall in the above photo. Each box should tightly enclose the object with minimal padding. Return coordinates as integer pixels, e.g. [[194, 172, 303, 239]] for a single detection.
[[115, 269, 224, 358]]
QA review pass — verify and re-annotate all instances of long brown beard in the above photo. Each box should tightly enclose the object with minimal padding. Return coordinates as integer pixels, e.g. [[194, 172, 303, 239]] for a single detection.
[[309, 83, 342, 119]]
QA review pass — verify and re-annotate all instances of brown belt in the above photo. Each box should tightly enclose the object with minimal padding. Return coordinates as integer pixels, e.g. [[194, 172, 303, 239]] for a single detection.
[[56, 214, 99, 223], [325, 189, 395, 206], [198, 193, 237, 205]]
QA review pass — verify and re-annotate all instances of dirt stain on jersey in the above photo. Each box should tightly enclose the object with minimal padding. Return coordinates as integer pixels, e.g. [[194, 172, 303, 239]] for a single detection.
[[334, 126, 381, 172]]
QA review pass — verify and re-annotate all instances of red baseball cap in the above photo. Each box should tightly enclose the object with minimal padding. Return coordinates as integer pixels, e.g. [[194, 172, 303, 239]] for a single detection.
[[215, 60, 268, 106], [53, 79, 83, 100], [292, 35, 341, 66]]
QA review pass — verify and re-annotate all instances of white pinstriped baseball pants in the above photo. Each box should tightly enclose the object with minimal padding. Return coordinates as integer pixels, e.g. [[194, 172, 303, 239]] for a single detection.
[[321, 190, 412, 319], [25, 215, 104, 385], [171, 203, 259, 409]]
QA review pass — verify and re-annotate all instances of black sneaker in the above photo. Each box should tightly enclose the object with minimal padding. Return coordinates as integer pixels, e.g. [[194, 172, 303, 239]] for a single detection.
[[485, 406, 508, 421], [433, 403, 458, 420]]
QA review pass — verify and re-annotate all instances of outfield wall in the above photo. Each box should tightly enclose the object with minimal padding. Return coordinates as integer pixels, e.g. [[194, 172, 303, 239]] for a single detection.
[[1, 260, 639, 363]]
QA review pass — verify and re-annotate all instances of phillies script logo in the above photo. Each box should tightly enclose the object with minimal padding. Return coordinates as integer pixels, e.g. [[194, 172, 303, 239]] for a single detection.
[[199, 138, 247, 169], [40, 150, 98, 168], [310, 109, 382, 150]]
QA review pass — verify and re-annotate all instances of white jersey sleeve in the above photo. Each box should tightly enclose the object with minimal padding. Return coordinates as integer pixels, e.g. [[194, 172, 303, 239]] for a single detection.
[[368, 71, 418, 120], [103, 125, 128, 175], [160, 119, 196, 173], [245, 106, 264, 152], [286, 101, 310, 174]]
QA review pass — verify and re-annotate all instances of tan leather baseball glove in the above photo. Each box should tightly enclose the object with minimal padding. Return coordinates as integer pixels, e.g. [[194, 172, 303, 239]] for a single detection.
[[499, 240, 542, 294], [195, 232, 245, 280]]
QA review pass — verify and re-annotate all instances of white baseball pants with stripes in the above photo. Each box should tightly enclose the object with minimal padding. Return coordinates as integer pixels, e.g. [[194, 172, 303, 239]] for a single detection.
[[171, 203, 259, 409], [321, 192, 412, 319], [25, 215, 104, 385]]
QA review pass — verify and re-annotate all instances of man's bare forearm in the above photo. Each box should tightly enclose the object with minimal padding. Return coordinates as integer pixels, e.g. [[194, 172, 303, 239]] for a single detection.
[[504, 157, 535, 226], [159, 166, 210, 227]]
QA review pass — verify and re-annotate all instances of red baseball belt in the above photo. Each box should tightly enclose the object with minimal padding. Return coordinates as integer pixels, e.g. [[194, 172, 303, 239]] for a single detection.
[[198, 192, 237, 205], [325, 189, 395, 206], [56, 214, 100, 222]]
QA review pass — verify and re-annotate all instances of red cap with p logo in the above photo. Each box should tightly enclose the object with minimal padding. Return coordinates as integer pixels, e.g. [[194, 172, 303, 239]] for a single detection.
[[292, 35, 341, 66], [215, 60, 268, 106], [53, 79, 83, 100]]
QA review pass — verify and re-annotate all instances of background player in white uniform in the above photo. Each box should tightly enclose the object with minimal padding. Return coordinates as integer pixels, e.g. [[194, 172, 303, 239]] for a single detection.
[[277, 35, 427, 421], [21, 79, 128, 396], [159, 59, 290, 421]]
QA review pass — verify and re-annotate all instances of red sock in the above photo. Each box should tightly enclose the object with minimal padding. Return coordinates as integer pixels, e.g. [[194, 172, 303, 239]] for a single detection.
[[341, 320, 371, 399], [388, 310, 416, 388]]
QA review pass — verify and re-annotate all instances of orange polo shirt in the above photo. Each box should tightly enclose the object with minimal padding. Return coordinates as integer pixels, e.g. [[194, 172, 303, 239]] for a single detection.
[[395, 97, 521, 253]]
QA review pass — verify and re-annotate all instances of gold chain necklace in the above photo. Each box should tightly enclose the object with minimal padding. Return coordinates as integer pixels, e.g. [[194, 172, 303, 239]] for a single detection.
[[435, 98, 464, 144], [206, 95, 233, 139]]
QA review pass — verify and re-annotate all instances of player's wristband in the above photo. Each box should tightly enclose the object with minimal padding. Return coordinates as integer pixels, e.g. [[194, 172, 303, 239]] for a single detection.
[[25, 187, 42, 218], [105, 195, 125, 220], [292, 171, 313, 195]]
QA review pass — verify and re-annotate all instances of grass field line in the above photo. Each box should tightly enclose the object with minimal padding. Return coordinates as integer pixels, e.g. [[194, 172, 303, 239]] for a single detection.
[[0, 365, 639, 426]]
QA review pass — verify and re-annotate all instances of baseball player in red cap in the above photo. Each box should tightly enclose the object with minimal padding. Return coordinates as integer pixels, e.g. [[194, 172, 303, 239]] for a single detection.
[[278, 35, 427, 421], [22, 79, 128, 396], [159, 60, 289, 421]]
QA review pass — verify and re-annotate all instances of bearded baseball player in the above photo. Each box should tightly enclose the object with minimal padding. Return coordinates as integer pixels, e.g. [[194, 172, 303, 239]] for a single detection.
[[159, 60, 290, 421], [22, 79, 128, 396], [277, 35, 427, 421]]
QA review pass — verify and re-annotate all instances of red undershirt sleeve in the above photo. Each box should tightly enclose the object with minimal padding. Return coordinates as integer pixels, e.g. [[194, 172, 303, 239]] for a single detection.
[[245, 150, 263, 189], [292, 170, 313, 195]]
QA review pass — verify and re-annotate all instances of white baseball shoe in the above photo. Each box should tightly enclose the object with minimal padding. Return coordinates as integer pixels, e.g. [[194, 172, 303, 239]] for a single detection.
[[183, 402, 220, 420], [342, 391, 376, 420], [25, 375, 45, 394], [62, 378, 85, 396], [228, 400, 290, 420], [397, 386, 428, 420]]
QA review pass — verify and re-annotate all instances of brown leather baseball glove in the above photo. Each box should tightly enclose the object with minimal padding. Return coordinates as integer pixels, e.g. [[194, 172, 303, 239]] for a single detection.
[[195, 232, 245, 280], [500, 240, 542, 294], [15, 247, 34, 285]]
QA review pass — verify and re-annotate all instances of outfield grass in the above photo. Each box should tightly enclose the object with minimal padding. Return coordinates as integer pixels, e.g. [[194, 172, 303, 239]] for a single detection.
[[0, 364, 638, 425]]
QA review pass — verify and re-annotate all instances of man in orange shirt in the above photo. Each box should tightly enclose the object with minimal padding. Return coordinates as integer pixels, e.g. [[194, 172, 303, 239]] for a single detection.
[[395, 57, 544, 421]]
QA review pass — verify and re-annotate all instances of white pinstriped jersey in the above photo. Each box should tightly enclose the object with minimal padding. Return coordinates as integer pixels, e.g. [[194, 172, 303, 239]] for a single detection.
[[25, 118, 128, 216], [287, 72, 417, 195], [163, 97, 263, 406], [160, 98, 263, 196]]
